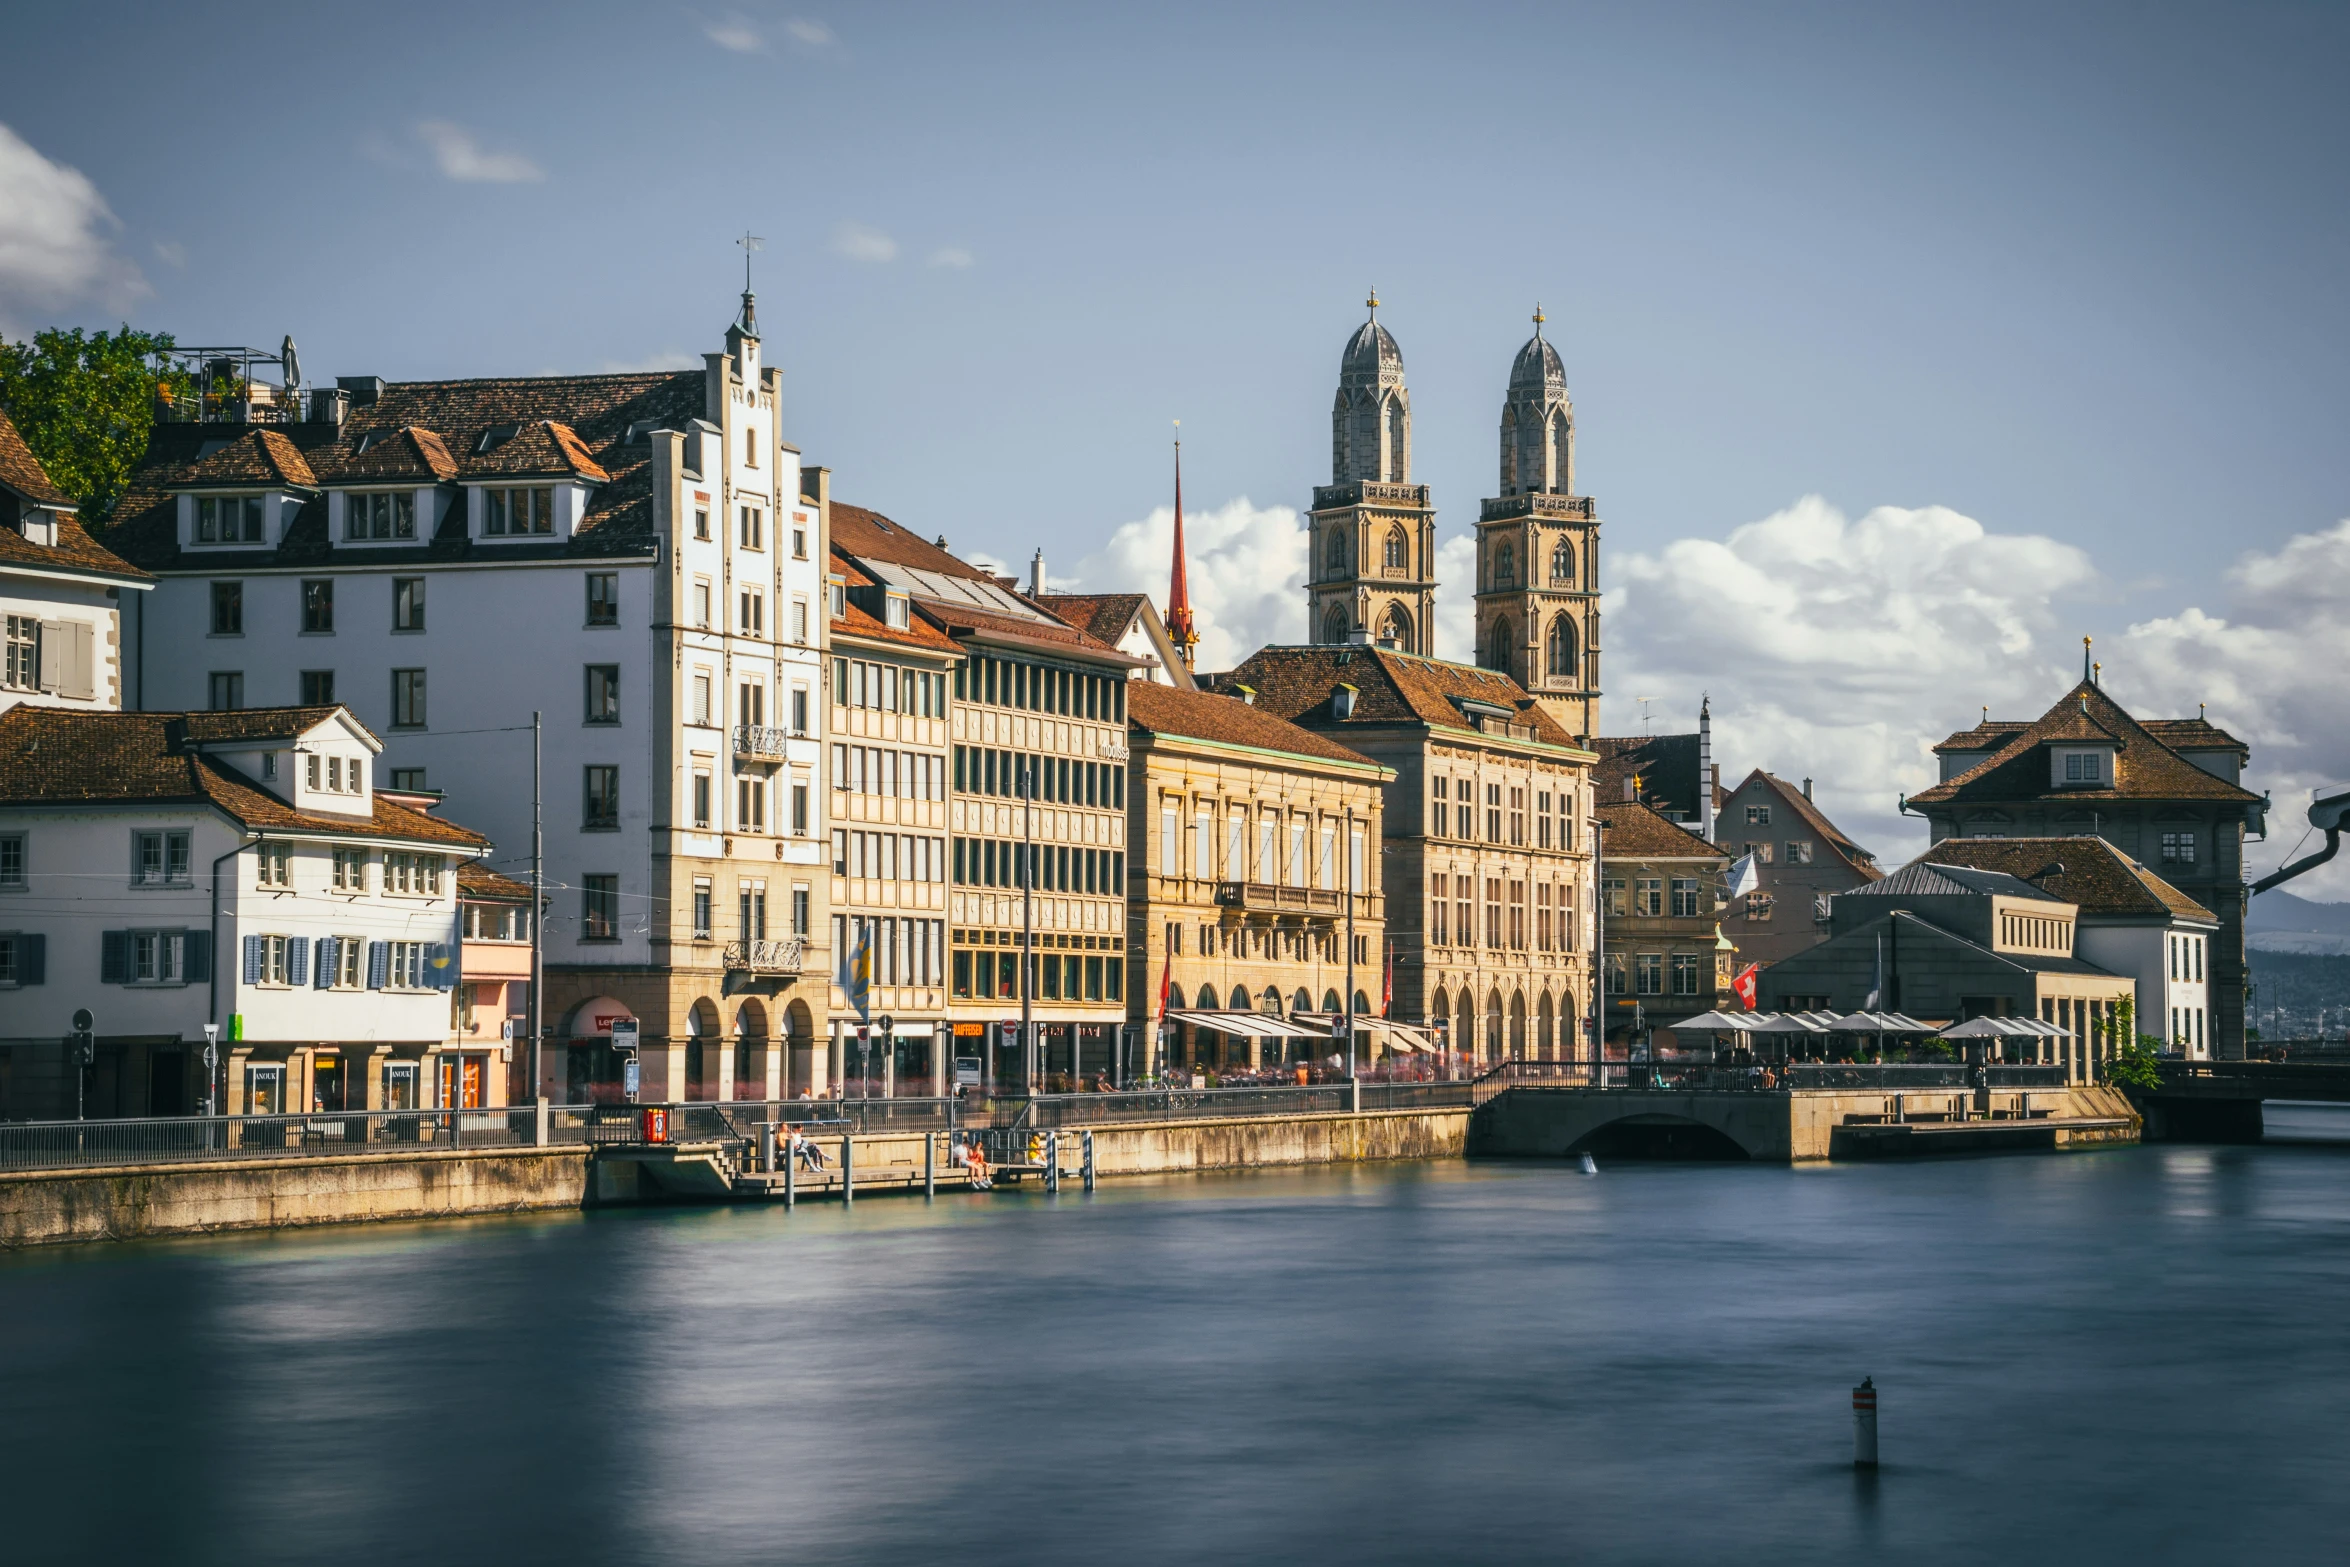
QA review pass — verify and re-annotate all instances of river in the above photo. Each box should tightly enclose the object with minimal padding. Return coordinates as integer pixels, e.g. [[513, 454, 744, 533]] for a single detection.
[[6, 1113, 2349, 1565]]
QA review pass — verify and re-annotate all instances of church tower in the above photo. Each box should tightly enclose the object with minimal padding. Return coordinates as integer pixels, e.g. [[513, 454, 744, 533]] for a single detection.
[[1474, 307, 1601, 738], [1305, 293, 1438, 653]]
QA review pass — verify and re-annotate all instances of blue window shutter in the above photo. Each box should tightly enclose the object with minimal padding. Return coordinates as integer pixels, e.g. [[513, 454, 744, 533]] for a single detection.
[[100, 930, 128, 984], [18, 934, 43, 985], [367, 941, 389, 990], [287, 937, 308, 988], [184, 930, 212, 983], [243, 934, 264, 985], [313, 937, 336, 988]]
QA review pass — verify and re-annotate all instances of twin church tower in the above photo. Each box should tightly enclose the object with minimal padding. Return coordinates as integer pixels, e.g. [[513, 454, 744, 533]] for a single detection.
[[1301, 294, 1602, 740]]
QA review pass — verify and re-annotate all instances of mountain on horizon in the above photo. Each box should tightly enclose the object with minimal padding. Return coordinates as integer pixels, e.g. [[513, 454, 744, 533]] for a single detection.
[[2248, 888, 2350, 955]]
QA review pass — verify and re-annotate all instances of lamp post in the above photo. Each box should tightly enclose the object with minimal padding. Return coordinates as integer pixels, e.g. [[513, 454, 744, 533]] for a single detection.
[[1343, 806, 1358, 1109], [1021, 760, 1036, 1094]]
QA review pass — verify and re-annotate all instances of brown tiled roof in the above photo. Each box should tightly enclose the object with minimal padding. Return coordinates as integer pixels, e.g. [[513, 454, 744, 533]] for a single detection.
[[1933, 721, 2032, 754], [1731, 770, 1880, 875], [2141, 718, 2250, 756], [0, 514, 151, 583], [1037, 593, 1149, 647], [0, 407, 73, 508], [1906, 837, 2216, 923], [458, 861, 534, 901], [0, 706, 488, 848], [172, 428, 318, 488], [830, 502, 997, 583], [837, 597, 960, 653], [1219, 646, 1583, 749], [1127, 680, 1380, 769], [1909, 682, 2261, 807], [107, 370, 704, 570], [335, 426, 459, 483], [1598, 798, 1727, 859], [918, 597, 1133, 659]]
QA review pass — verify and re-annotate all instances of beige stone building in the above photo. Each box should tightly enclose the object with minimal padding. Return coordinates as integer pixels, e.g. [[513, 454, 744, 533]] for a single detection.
[[1305, 298, 1439, 655], [1594, 799, 1733, 1048], [1122, 680, 1391, 1074]]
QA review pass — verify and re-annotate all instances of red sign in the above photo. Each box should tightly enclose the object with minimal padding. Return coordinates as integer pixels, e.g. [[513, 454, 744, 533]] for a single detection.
[[641, 1106, 670, 1144], [1731, 964, 1760, 1009]]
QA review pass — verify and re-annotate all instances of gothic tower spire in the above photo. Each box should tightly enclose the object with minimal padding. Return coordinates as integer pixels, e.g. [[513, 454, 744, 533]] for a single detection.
[[1166, 422, 1198, 669], [1305, 295, 1437, 652]]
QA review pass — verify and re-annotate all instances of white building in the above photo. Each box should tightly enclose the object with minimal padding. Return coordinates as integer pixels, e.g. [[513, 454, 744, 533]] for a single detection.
[[110, 297, 834, 1103], [0, 704, 489, 1118], [0, 407, 150, 714]]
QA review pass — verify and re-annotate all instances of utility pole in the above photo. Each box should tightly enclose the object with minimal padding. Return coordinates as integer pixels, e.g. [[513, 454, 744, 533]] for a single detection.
[[1343, 807, 1358, 1107], [1022, 760, 1036, 1094], [530, 710, 544, 1104], [1591, 814, 1605, 1089]]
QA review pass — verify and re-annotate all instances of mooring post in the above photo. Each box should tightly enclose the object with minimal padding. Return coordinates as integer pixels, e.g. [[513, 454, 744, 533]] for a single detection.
[[1046, 1130, 1059, 1193], [1853, 1377, 1878, 1469], [760, 1121, 777, 1175], [1082, 1129, 1095, 1192], [535, 1096, 550, 1148], [843, 1134, 855, 1206], [924, 1130, 935, 1198], [784, 1138, 796, 1209]]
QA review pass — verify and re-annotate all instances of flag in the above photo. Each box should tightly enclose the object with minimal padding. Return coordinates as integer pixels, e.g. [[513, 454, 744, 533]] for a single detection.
[[847, 920, 873, 1024], [1157, 954, 1172, 1025], [1731, 962, 1759, 1010], [1382, 942, 1393, 1018], [1726, 852, 1761, 901], [1864, 933, 1884, 1012]]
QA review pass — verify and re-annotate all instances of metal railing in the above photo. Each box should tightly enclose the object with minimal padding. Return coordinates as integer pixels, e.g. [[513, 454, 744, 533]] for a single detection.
[[0, 1106, 558, 1173], [723, 936, 806, 972], [733, 725, 794, 761]]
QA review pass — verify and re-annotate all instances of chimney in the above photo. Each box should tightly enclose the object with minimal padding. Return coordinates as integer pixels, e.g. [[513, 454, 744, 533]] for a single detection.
[[1233, 684, 1256, 707], [305, 387, 348, 426], [1030, 548, 1046, 597], [336, 375, 384, 408], [1623, 776, 1636, 802], [1802, 777, 1813, 800], [1698, 694, 1716, 842]]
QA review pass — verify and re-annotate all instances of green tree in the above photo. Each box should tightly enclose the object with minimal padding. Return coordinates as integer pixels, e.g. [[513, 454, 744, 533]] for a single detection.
[[2101, 996, 2165, 1092], [0, 326, 188, 525]]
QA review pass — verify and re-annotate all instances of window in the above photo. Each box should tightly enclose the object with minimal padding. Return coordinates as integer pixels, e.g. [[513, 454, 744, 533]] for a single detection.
[[585, 665, 620, 724], [691, 673, 712, 726], [738, 776, 766, 831], [792, 782, 810, 835], [208, 671, 244, 711], [392, 669, 426, 728], [582, 876, 619, 940], [2161, 831, 2197, 865], [1431, 873, 1450, 945], [484, 486, 554, 535], [0, 833, 22, 890], [693, 770, 712, 828], [256, 843, 292, 887], [739, 588, 764, 635], [738, 506, 763, 550], [792, 598, 809, 644], [1550, 536, 1575, 584], [1603, 878, 1626, 916], [385, 940, 428, 989], [1635, 953, 1663, 995], [1671, 953, 1701, 996], [1637, 878, 1663, 916], [791, 686, 809, 735], [792, 884, 811, 936], [1487, 784, 1503, 842], [1605, 953, 1628, 994], [829, 581, 846, 618], [739, 882, 767, 940], [2064, 752, 2103, 783], [392, 577, 426, 631], [584, 765, 619, 830], [1785, 840, 1813, 866], [586, 573, 619, 627], [300, 579, 335, 634], [382, 852, 445, 895], [256, 933, 294, 985], [694, 507, 711, 541], [332, 847, 367, 891], [1, 616, 37, 691], [1384, 527, 1407, 570], [693, 581, 712, 628], [344, 491, 416, 541], [1742, 840, 1774, 865], [1509, 787, 1526, 846], [1431, 776, 1448, 837], [1486, 877, 1504, 950], [693, 878, 713, 939], [1745, 892, 1774, 920], [388, 767, 423, 791], [331, 935, 362, 988], [195, 495, 265, 544], [1746, 805, 1771, 826], [210, 581, 244, 635], [299, 670, 335, 706], [793, 522, 808, 559], [1671, 878, 1702, 917], [131, 930, 187, 983]]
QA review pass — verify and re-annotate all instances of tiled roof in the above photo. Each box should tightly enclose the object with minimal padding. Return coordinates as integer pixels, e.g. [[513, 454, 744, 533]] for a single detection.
[[918, 597, 1131, 658], [1597, 798, 1726, 859], [1859, 908, 2119, 979], [336, 426, 459, 483], [1848, 860, 2055, 903], [1906, 837, 2216, 923], [840, 599, 960, 653], [1127, 680, 1380, 769], [0, 407, 73, 508], [106, 370, 704, 571], [458, 861, 534, 901], [0, 706, 487, 848], [1730, 770, 1880, 874], [0, 513, 151, 584], [2140, 718, 2250, 756], [1036, 593, 1149, 648], [1908, 682, 2262, 808], [830, 502, 997, 584], [173, 428, 318, 488], [1221, 646, 1584, 749]]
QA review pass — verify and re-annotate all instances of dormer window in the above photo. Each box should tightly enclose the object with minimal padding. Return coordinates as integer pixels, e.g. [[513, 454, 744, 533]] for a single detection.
[[885, 594, 909, 629], [2057, 749, 2111, 786], [196, 495, 265, 544], [475, 425, 520, 455], [485, 486, 554, 536], [344, 490, 416, 541], [828, 580, 846, 618]]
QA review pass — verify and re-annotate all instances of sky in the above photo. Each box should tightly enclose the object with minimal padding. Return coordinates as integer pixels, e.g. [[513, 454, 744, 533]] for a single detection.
[[4, 0, 2347, 892]]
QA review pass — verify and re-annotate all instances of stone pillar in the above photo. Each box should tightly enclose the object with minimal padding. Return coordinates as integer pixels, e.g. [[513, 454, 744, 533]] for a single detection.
[[654, 1040, 686, 1102], [757, 1040, 783, 1102]]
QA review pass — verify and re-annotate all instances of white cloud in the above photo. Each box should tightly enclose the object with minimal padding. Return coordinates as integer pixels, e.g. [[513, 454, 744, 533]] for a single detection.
[[1069, 498, 1309, 673], [785, 17, 835, 46], [1431, 533, 1478, 663], [1604, 495, 2102, 871], [416, 120, 544, 184], [703, 12, 765, 51], [0, 120, 145, 329], [927, 246, 974, 269], [831, 221, 898, 263], [151, 239, 185, 269]]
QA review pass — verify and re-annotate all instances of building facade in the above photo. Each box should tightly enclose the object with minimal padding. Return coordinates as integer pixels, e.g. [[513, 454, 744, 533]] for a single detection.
[[1473, 312, 1602, 740], [1596, 799, 1733, 1047], [1219, 646, 1596, 1067], [1305, 300, 1439, 654], [1714, 769, 1882, 967], [0, 705, 487, 1118], [108, 300, 835, 1105], [452, 859, 535, 1100], [1, 407, 150, 715], [1122, 679, 1390, 1073], [1907, 672, 2262, 1056]]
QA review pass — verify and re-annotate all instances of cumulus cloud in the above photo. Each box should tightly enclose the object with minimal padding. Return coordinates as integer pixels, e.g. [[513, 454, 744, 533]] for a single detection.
[[831, 221, 897, 263], [1070, 498, 1309, 673], [417, 120, 544, 183], [785, 17, 836, 46], [0, 121, 145, 329], [927, 246, 974, 269], [702, 12, 765, 51]]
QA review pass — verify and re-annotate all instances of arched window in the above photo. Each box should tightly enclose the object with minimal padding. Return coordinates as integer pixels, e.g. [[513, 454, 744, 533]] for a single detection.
[[1225, 984, 1246, 1012], [1353, 989, 1372, 1015], [1537, 992, 1555, 1061], [1262, 988, 1284, 1015], [1546, 614, 1577, 680], [1384, 527, 1407, 571], [1294, 987, 1314, 1013], [1457, 989, 1476, 1059], [1549, 413, 1570, 490], [1500, 404, 1518, 492], [1322, 989, 1342, 1013], [1485, 616, 1514, 677], [1495, 541, 1515, 588], [1431, 986, 1450, 1028], [1322, 605, 1350, 645], [1197, 983, 1219, 1010], [1385, 397, 1406, 481], [1510, 992, 1527, 1059], [1167, 982, 1187, 1011], [1381, 604, 1413, 653], [1486, 992, 1506, 1065], [1550, 535, 1575, 585], [1324, 528, 1349, 575]]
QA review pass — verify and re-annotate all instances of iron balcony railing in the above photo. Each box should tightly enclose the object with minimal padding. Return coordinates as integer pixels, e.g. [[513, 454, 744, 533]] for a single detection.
[[724, 936, 806, 972], [1213, 881, 1343, 917], [733, 725, 793, 762], [0, 1105, 594, 1173]]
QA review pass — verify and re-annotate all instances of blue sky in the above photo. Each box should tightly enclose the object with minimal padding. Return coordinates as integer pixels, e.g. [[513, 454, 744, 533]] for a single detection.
[[5, 1, 2347, 884]]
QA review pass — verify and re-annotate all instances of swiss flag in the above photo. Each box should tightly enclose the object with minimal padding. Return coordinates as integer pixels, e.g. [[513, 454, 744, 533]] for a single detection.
[[1731, 963, 1760, 1010]]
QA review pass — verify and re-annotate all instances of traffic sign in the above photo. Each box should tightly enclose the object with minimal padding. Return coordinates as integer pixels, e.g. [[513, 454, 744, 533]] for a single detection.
[[72, 1008, 93, 1032], [876, 1014, 894, 1033], [610, 1018, 639, 1051]]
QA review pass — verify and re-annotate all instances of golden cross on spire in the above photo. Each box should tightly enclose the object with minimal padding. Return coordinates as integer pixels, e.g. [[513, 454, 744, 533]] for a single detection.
[[1533, 302, 1546, 332], [1366, 287, 1379, 318]]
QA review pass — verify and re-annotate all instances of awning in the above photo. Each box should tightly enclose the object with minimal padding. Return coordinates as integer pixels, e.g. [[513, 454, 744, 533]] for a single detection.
[[1744, 1012, 1831, 1034], [1352, 1018, 1439, 1054], [1673, 1010, 1756, 1033], [1943, 1016, 2071, 1039], [1168, 1010, 1326, 1041]]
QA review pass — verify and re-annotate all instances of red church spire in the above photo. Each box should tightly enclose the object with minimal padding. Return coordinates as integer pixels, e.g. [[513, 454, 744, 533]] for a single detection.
[[1166, 422, 1198, 668]]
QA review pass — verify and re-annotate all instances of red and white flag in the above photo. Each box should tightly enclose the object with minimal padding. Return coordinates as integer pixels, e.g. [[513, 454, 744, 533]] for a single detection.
[[1731, 963, 1760, 1010], [1382, 942, 1394, 1018]]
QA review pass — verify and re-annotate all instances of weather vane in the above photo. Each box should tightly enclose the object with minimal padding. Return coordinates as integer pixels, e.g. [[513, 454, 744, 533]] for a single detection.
[[738, 230, 764, 292]]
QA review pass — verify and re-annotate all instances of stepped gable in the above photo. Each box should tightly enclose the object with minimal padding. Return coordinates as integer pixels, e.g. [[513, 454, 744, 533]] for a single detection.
[[1913, 836, 2216, 923], [1126, 680, 1376, 768], [1909, 682, 2262, 807], [1596, 797, 1725, 858], [106, 369, 704, 570]]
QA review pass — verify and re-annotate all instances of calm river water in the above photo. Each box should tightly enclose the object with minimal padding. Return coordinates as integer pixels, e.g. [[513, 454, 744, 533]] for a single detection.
[[7, 1111, 2350, 1566]]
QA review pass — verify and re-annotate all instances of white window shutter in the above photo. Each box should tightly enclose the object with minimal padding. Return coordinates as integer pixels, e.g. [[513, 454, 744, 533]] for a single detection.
[[36, 621, 62, 692], [65, 622, 95, 700]]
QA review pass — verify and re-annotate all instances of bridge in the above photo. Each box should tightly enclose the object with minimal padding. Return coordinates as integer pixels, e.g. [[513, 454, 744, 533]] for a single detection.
[[2137, 1059, 2350, 1143]]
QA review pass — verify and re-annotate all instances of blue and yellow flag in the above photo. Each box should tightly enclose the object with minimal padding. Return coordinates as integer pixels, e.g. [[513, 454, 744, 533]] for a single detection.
[[847, 920, 873, 1024]]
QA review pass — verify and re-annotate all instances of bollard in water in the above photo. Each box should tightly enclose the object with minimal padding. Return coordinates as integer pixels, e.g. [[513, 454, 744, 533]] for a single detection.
[[1853, 1377, 1878, 1469], [1046, 1130, 1060, 1193], [784, 1137, 796, 1209], [1082, 1130, 1096, 1192], [761, 1122, 778, 1175], [925, 1130, 935, 1198], [843, 1134, 854, 1206]]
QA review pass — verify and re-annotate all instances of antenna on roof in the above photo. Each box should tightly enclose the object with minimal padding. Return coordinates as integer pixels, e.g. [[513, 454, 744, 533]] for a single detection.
[[735, 231, 764, 334], [1634, 696, 1655, 735]]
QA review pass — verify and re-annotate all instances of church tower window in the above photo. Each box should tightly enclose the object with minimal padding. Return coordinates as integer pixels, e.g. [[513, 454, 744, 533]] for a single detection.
[[1547, 615, 1577, 680], [1384, 527, 1407, 571], [1551, 536, 1576, 585], [1495, 542, 1515, 589], [1322, 606, 1350, 645]]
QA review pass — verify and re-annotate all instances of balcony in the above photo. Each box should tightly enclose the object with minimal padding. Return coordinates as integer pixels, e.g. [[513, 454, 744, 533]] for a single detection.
[[724, 937, 806, 974], [734, 725, 792, 762], [1214, 882, 1344, 920]]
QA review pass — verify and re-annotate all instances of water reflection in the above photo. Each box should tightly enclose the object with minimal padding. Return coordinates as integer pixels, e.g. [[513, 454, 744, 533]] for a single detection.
[[5, 1148, 2350, 1565]]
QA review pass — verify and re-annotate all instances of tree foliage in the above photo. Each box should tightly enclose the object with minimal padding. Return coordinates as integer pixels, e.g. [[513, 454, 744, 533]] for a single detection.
[[2101, 997, 2166, 1092], [0, 326, 188, 524]]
